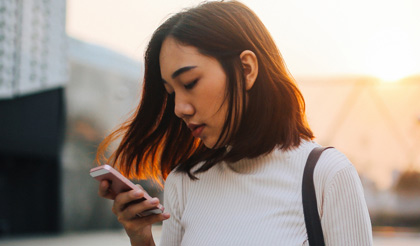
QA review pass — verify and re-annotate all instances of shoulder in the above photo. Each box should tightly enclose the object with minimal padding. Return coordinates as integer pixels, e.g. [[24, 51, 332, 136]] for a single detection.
[[290, 140, 353, 177], [307, 144, 365, 212], [290, 140, 358, 192], [164, 167, 193, 212], [164, 168, 189, 194], [314, 146, 356, 186], [165, 161, 205, 187], [165, 168, 184, 186]]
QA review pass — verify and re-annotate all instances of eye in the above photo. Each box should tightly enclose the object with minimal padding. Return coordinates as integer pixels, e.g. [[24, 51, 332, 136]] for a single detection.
[[184, 79, 198, 90]]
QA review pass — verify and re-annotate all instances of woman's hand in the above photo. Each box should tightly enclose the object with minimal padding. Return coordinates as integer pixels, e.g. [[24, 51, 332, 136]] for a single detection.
[[98, 180, 170, 246]]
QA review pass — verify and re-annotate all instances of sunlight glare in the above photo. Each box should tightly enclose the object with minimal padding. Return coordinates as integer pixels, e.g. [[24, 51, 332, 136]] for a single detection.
[[365, 28, 416, 83]]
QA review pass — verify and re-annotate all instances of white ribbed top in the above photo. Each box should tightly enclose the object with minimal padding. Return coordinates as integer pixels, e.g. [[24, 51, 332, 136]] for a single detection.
[[160, 140, 373, 246]]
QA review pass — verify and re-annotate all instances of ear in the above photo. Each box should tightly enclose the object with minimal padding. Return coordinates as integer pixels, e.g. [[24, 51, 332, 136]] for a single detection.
[[240, 50, 258, 91]]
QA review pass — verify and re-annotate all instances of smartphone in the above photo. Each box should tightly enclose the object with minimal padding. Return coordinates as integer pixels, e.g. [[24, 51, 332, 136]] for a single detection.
[[90, 164, 163, 216]]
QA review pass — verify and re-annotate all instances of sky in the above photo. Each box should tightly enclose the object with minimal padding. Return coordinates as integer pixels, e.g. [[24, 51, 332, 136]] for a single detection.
[[65, 1, 420, 189], [66, 0, 420, 81]]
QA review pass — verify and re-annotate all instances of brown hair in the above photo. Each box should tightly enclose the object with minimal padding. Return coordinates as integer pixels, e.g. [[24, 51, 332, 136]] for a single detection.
[[96, 0, 314, 184]]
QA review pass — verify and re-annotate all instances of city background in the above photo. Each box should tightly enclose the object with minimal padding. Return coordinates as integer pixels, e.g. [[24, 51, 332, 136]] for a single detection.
[[1, 0, 419, 245]]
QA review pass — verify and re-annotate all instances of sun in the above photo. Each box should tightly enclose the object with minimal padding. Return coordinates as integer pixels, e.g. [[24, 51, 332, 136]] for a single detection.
[[365, 28, 416, 83]]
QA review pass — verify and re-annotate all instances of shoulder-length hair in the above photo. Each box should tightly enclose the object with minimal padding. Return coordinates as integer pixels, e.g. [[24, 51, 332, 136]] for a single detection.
[[96, 0, 314, 184]]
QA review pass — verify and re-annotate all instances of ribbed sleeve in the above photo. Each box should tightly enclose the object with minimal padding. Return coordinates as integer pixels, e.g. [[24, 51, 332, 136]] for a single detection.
[[321, 166, 373, 245]]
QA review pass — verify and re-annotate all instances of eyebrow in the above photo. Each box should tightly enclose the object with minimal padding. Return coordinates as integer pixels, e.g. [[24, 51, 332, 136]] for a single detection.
[[171, 66, 197, 79]]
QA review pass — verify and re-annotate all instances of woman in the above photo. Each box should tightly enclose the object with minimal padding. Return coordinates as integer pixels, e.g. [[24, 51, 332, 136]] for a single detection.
[[96, 1, 373, 245]]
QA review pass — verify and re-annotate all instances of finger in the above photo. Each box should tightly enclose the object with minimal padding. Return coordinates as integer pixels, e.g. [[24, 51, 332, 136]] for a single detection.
[[139, 212, 171, 225], [135, 184, 145, 191], [121, 197, 162, 220], [113, 189, 146, 213], [121, 213, 170, 234], [98, 180, 115, 199]]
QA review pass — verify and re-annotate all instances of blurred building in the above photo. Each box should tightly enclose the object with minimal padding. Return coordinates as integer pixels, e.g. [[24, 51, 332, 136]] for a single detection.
[[1, 0, 419, 238], [0, 0, 67, 235], [62, 37, 145, 232], [0, 0, 155, 235], [298, 75, 420, 228]]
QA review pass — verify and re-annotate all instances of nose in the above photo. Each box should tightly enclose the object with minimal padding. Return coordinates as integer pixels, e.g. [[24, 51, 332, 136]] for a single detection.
[[174, 94, 194, 119]]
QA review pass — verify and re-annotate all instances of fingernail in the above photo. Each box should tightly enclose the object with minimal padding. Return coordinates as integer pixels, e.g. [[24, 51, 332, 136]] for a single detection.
[[150, 197, 159, 204], [162, 213, 170, 219], [133, 190, 143, 197]]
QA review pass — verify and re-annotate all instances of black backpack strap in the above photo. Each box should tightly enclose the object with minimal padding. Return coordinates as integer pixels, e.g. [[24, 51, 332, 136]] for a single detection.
[[302, 146, 333, 246]]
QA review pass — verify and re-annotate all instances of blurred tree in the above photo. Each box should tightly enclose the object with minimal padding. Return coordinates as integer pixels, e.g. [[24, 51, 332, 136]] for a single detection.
[[394, 169, 420, 194]]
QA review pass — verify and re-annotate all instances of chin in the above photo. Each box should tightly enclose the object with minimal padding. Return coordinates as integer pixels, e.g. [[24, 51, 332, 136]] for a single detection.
[[202, 141, 216, 149], [200, 137, 217, 149], [203, 139, 227, 149]]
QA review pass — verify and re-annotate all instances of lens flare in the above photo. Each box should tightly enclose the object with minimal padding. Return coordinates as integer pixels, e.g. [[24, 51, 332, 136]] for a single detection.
[[365, 28, 416, 83]]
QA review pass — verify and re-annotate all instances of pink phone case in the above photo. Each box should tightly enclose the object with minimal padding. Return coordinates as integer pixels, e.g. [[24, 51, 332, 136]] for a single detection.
[[90, 164, 164, 216]]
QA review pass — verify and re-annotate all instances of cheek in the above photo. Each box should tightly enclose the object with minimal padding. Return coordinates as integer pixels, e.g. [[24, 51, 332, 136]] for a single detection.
[[198, 78, 227, 115], [206, 88, 228, 121], [209, 94, 230, 137]]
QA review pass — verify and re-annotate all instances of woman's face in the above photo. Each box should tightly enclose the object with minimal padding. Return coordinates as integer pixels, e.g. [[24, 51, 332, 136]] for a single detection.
[[159, 37, 229, 148]]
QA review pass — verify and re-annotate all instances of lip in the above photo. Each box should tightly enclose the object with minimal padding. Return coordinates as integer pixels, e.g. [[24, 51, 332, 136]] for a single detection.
[[187, 123, 205, 138]]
